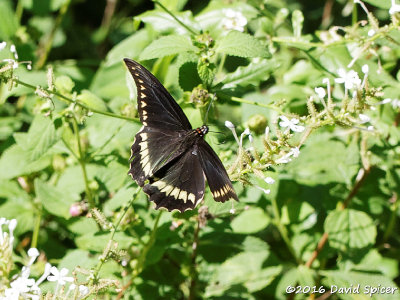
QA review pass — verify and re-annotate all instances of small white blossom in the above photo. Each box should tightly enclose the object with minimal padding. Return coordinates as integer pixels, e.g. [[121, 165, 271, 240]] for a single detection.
[[279, 116, 305, 133], [362, 64, 369, 74], [222, 9, 247, 32], [79, 285, 89, 296], [289, 147, 300, 158], [368, 29, 376, 36], [2, 58, 19, 69], [47, 267, 74, 285], [225, 120, 235, 129], [248, 134, 253, 143], [334, 68, 361, 90], [389, 0, 400, 14], [392, 99, 400, 109], [367, 126, 374, 131], [315, 87, 326, 98], [0, 41, 6, 51], [230, 208, 236, 214], [264, 177, 275, 184], [359, 113, 370, 123], [10, 44, 18, 59], [382, 98, 392, 104], [264, 126, 270, 137]]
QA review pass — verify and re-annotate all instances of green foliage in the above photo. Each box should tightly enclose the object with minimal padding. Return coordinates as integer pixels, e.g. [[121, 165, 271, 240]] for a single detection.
[[0, 0, 400, 299]]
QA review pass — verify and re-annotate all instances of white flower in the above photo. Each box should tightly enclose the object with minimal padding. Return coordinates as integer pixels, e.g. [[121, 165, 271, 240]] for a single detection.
[[315, 87, 326, 98], [0, 41, 6, 51], [289, 147, 300, 158], [359, 113, 370, 123], [10, 44, 18, 59], [222, 9, 247, 32], [2, 58, 19, 69], [367, 29, 375, 36], [279, 116, 305, 133], [382, 98, 392, 104], [334, 68, 361, 90], [47, 267, 74, 285], [230, 208, 236, 214], [392, 99, 400, 109], [367, 126, 374, 131], [362, 64, 369, 74], [264, 177, 275, 184], [79, 285, 89, 296], [265, 126, 270, 136], [389, 0, 400, 14], [225, 120, 235, 129]]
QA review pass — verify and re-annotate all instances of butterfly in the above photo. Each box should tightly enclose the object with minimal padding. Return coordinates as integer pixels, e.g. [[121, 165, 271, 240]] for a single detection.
[[124, 58, 238, 212]]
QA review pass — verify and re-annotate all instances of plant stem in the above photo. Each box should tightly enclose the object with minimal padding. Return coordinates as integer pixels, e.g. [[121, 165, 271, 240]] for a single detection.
[[153, 1, 198, 35], [93, 187, 141, 278], [36, 0, 72, 69], [134, 211, 163, 275], [382, 193, 398, 243], [72, 117, 95, 208], [270, 196, 302, 264], [31, 211, 42, 249], [188, 218, 201, 300], [12, 78, 138, 122]]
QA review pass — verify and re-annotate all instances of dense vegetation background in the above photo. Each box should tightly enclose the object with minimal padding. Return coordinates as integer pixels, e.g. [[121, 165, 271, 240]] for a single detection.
[[0, 0, 399, 299]]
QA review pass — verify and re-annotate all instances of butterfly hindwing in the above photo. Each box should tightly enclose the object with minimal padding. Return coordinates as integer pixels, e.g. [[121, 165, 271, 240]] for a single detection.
[[143, 144, 205, 212], [124, 58, 192, 131], [197, 139, 238, 203]]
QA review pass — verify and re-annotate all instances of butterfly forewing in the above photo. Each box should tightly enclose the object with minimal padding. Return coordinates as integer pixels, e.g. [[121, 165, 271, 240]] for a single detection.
[[197, 139, 238, 202], [124, 58, 192, 131], [143, 145, 205, 212]]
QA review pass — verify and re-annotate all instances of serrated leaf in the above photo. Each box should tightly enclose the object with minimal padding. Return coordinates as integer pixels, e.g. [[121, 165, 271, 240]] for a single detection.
[[324, 209, 377, 252], [215, 31, 270, 58], [197, 61, 216, 88], [140, 35, 199, 60], [231, 207, 270, 234], [221, 59, 277, 88], [14, 115, 58, 162], [35, 178, 76, 219]]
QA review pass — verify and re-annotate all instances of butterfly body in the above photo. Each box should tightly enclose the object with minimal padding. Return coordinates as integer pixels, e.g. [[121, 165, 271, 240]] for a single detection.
[[124, 58, 238, 212]]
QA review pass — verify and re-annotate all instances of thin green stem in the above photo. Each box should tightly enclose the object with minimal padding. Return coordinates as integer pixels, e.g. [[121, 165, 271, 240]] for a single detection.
[[15, 0, 24, 23], [134, 211, 163, 275], [153, 1, 198, 35], [270, 196, 302, 264], [31, 211, 41, 249], [36, 0, 71, 69], [382, 193, 399, 243], [93, 187, 141, 278], [12, 78, 138, 122], [72, 117, 95, 208], [221, 93, 285, 115]]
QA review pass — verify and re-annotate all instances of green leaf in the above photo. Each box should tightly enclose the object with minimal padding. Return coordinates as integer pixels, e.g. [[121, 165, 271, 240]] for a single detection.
[[179, 61, 202, 91], [197, 61, 216, 88], [13, 115, 58, 162], [221, 59, 277, 88], [77, 89, 107, 111], [324, 209, 377, 252], [0, 144, 51, 179], [0, 0, 18, 40], [35, 178, 76, 219], [215, 31, 270, 58], [140, 35, 198, 60], [363, 0, 390, 9], [75, 231, 135, 252], [205, 250, 281, 296], [231, 207, 270, 234]]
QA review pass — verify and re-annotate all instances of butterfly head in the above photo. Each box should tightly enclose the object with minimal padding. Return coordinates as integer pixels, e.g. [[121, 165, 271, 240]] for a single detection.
[[195, 125, 209, 137]]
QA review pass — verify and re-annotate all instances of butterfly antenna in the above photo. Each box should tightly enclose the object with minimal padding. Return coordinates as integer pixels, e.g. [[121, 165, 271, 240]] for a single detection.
[[208, 130, 227, 144], [203, 94, 216, 125]]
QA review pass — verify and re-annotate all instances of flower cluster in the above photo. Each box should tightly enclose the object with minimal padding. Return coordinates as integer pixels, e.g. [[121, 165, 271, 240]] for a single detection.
[[0, 218, 89, 300], [222, 9, 247, 32]]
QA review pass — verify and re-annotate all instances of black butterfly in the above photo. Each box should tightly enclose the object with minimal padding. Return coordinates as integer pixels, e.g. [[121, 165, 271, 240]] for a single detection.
[[124, 58, 238, 212]]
